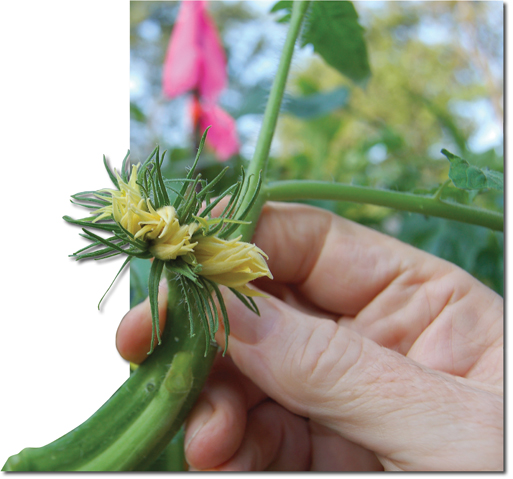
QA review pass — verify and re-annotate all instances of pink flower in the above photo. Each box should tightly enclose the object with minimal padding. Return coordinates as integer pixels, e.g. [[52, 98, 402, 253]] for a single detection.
[[190, 98, 239, 162], [163, 0, 226, 102], [162, 0, 239, 160]]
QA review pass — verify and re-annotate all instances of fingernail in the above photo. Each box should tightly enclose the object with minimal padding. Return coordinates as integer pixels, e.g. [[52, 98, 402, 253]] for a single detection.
[[225, 292, 281, 344], [184, 399, 214, 453]]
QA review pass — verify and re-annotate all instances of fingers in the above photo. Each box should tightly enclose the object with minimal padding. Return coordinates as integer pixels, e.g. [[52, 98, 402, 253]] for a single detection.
[[252, 202, 433, 316], [220, 291, 503, 471], [116, 279, 168, 364], [308, 422, 383, 471], [338, 259, 503, 384], [184, 355, 267, 470], [217, 401, 311, 471], [185, 356, 382, 472], [253, 203, 503, 385], [190, 401, 311, 472]]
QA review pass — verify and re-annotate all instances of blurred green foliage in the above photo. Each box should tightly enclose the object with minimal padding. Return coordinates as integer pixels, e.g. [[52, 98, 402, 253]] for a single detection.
[[130, 1, 503, 295]]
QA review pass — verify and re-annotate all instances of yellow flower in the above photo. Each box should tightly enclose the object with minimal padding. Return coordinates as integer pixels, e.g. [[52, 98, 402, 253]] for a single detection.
[[89, 162, 272, 296], [190, 235, 273, 296], [135, 202, 199, 261], [94, 164, 147, 236]]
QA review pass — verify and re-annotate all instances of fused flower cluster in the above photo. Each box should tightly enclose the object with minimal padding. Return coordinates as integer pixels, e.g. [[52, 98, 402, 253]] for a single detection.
[[95, 165, 199, 261], [94, 165, 271, 297], [65, 137, 270, 354]]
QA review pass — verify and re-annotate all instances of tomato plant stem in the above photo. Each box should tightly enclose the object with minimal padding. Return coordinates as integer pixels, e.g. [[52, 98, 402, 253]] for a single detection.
[[237, 0, 310, 242], [265, 180, 503, 232]]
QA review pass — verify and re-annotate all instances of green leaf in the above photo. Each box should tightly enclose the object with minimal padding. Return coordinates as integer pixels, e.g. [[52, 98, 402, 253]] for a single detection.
[[270, 0, 293, 22], [284, 87, 350, 118], [270, 1, 370, 84], [303, 1, 370, 85], [441, 149, 503, 192]]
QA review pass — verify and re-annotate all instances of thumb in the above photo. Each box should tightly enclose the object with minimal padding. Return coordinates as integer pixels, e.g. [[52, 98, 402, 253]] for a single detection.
[[220, 291, 502, 471]]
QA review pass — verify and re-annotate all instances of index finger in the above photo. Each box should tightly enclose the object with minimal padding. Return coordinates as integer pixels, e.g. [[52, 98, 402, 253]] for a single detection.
[[250, 202, 451, 316]]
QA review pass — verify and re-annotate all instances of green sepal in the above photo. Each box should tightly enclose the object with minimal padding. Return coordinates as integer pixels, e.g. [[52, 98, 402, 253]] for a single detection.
[[179, 275, 196, 338], [120, 150, 131, 183], [198, 183, 239, 219], [63, 215, 121, 234], [196, 280, 217, 342], [115, 224, 151, 251], [71, 190, 111, 203], [229, 288, 261, 316], [205, 279, 230, 356], [147, 259, 165, 355], [173, 127, 210, 210], [73, 246, 117, 261], [93, 252, 122, 261], [223, 167, 247, 221], [79, 229, 150, 260], [176, 174, 203, 225], [138, 146, 158, 184], [187, 281, 213, 356], [103, 155, 120, 189], [98, 257, 131, 310], [220, 172, 262, 239], [203, 283, 220, 341], [154, 148, 170, 207], [195, 166, 230, 202], [74, 234, 121, 253], [70, 200, 104, 210], [81, 229, 131, 256], [164, 257, 202, 284]]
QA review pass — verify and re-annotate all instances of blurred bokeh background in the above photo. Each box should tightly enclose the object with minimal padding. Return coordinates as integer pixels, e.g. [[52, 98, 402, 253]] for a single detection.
[[130, 1, 503, 295]]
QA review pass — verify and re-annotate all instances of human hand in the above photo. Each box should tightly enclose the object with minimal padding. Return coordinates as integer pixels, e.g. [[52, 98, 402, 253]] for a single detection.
[[117, 202, 503, 471]]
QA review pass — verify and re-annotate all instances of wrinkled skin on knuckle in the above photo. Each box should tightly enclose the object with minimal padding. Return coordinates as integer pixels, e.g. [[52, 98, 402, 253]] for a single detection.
[[277, 320, 367, 417]]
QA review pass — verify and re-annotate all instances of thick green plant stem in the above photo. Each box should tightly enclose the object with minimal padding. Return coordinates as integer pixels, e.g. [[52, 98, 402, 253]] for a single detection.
[[138, 7, 309, 468], [265, 180, 504, 232], [2, 274, 217, 472], [237, 0, 310, 241], [3, 6, 312, 472], [141, 427, 186, 471]]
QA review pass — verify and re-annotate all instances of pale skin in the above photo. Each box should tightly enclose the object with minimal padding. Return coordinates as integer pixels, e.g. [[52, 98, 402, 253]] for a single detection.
[[116, 202, 503, 471]]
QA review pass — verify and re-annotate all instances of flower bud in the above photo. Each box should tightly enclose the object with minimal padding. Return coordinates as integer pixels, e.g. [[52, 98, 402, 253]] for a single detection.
[[190, 235, 273, 296]]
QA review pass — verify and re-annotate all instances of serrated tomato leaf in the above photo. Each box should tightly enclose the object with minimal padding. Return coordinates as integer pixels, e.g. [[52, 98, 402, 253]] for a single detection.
[[270, 0, 371, 85], [441, 149, 503, 192], [302, 1, 370, 85]]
